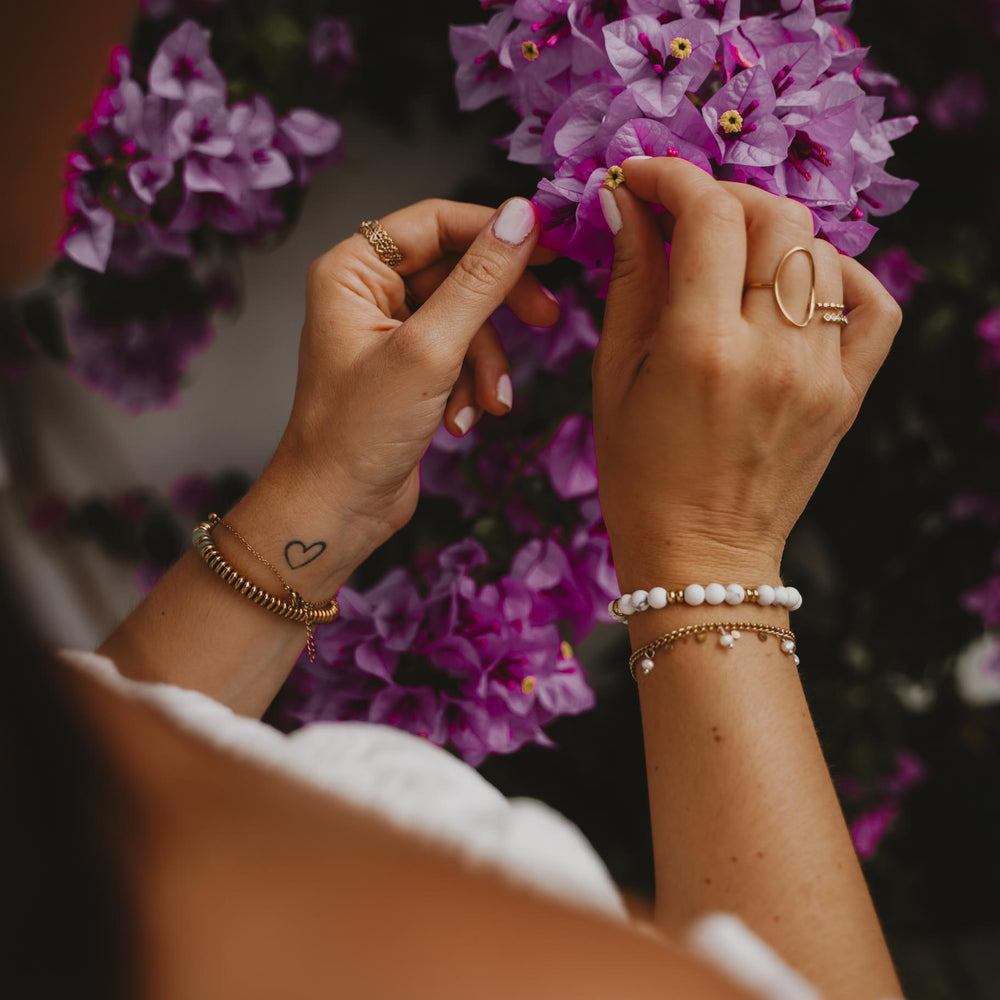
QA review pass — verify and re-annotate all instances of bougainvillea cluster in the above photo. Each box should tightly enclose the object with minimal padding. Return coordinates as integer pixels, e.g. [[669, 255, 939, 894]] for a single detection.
[[451, 0, 916, 272], [55, 12, 352, 411]]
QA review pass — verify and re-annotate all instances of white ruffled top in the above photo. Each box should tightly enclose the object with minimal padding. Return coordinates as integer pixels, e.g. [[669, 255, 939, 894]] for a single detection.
[[66, 650, 898, 1000]]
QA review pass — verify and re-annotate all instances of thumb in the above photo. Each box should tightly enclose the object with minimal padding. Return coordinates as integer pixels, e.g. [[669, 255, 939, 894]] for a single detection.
[[597, 178, 670, 373], [401, 197, 539, 372]]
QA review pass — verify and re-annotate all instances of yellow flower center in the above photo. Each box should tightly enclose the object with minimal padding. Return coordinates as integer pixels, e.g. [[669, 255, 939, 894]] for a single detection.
[[522, 40, 540, 61], [521, 676, 536, 695], [719, 109, 744, 134], [559, 640, 574, 660], [604, 165, 626, 190], [670, 36, 692, 59]]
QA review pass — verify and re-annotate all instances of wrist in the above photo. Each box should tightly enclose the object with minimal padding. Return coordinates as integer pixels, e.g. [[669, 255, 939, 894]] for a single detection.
[[221, 464, 383, 598]]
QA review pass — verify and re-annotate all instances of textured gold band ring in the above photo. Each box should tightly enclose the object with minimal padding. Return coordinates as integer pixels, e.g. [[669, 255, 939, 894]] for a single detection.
[[358, 219, 404, 268], [745, 245, 816, 328]]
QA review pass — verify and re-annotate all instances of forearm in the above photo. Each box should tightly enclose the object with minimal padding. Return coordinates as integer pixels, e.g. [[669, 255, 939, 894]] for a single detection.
[[620, 551, 901, 1000], [98, 461, 380, 717]]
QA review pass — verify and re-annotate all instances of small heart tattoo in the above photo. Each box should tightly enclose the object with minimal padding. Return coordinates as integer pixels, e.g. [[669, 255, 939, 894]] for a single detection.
[[284, 540, 327, 569]]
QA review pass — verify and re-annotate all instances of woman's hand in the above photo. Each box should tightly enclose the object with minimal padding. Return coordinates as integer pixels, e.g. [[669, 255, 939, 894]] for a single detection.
[[594, 157, 902, 589], [262, 197, 557, 589]]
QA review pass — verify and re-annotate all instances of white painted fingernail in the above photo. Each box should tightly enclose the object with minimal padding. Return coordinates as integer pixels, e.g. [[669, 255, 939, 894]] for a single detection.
[[541, 286, 559, 305], [493, 198, 537, 246], [627, 154, 652, 161], [599, 186, 622, 235], [454, 406, 476, 435], [496, 373, 513, 410]]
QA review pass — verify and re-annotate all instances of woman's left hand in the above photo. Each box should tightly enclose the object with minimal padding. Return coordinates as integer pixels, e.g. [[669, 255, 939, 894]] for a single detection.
[[260, 196, 557, 588]]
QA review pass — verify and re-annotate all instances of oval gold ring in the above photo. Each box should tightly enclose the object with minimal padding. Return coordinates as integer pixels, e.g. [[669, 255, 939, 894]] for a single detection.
[[745, 245, 816, 329]]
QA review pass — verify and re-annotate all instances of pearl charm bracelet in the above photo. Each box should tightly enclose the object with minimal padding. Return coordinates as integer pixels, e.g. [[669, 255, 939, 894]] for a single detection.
[[628, 622, 799, 680], [609, 582, 801, 623]]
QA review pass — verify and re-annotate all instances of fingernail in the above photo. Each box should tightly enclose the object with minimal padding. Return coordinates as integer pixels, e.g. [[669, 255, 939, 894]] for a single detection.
[[496, 373, 513, 410], [541, 286, 559, 306], [627, 154, 652, 161], [454, 406, 476, 435], [599, 187, 622, 236], [493, 198, 537, 246]]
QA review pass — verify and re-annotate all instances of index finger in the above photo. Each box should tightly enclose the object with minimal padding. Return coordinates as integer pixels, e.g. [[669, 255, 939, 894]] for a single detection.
[[622, 157, 746, 317]]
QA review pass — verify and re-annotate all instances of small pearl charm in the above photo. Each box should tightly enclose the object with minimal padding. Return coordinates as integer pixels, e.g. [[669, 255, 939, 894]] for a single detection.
[[793, 654, 800, 666], [781, 638, 796, 654], [648, 586, 668, 609], [640, 657, 655, 674], [684, 583, 706, 606], [724, 583, 746, 605], [757, 584, 776, 606], [619, 593, 636, 615], [632, 589, 650, 612], [719, 631, 736, 648], [704, 583, 726, 605]]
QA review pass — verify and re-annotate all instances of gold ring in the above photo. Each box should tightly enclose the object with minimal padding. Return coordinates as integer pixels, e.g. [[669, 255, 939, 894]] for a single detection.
[[745, 245, 816, 328], [358, 219, 403, 268]]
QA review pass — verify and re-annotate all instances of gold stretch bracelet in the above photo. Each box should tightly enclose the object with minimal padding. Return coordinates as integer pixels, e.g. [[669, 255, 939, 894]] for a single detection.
[[628, 621, 798, 681], [192, 513, 339, 662]]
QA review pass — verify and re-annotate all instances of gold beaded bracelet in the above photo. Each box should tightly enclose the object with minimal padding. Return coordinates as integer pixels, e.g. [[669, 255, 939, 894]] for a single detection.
[[628, 621, 798, 681], [192, 513, 339, 662]]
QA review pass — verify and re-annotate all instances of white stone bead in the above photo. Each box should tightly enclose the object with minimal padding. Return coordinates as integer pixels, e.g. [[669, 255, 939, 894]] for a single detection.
[[608, 599, 625, 622], [719, 632, 735, 648], [781, 639, 796, 653], [632, 589, 650, 612], [648, 586, 668, 609], [619, 593, 635, 615], [640, 658, 655, 674], [786, 587, 802, 611], [757, 584, 776, 606], [683, 583, 706, 606], [774, 586, 789, 607], [704, 583, 726, 605], [724, 583, 746, 605]]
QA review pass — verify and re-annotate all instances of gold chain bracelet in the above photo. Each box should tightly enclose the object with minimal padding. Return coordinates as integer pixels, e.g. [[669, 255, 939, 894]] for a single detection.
[[192, 513, 339, 662], [628, 621, 798, 681]]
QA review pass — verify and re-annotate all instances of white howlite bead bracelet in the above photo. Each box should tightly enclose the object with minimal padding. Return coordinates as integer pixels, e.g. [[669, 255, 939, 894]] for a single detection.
[[609, 583, 802, 623]]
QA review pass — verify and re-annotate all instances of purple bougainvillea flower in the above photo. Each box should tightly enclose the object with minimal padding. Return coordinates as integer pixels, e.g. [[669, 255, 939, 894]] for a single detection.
[[128, 158, 175, 205], [926, 70, 987, 134], [148, 20, 227, 104], [62, 201, 116, 273], [867, 245, 927, 306], [168, 472, 216, 516], [450, 22, 515, 111], [276, 108, 344, 185], [66, 309, 213, 412], [962, 568, 1000, 629], [309, 15, 356, 92], [850, 802, 897, 861], [167, 98, 234, 160], [537, 414, 598, 501], [604, 16, 718, 118], [703, 65, 789, 168], [975, 307, 1000, 371], [229, 97, 293, 191]]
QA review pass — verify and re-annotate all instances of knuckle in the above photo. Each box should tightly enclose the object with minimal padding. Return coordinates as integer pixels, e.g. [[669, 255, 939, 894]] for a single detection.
[[695, 190, 744, 230], [453, 247, 509, 298], [879, 293, 904, 332], [774, 198, 815, 234]]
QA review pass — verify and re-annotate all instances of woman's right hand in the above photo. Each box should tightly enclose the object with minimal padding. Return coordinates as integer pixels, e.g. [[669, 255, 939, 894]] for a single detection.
[[593, 157, 902, 591]]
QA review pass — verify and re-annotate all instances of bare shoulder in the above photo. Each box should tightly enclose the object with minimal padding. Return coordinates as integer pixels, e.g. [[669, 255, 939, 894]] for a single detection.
[[73, 672, 749, 1000]]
